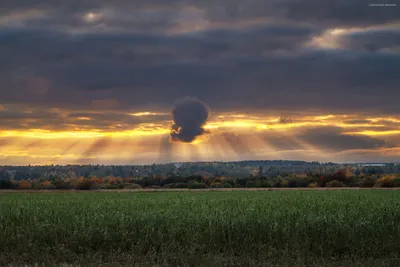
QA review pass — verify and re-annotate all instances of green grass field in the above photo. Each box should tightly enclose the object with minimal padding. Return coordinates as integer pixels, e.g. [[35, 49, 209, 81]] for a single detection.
[[1, 190, 400, 266]]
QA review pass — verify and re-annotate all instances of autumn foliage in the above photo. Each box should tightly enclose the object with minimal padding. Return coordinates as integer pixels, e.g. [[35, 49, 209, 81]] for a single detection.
[[1, 168, 400, 190]]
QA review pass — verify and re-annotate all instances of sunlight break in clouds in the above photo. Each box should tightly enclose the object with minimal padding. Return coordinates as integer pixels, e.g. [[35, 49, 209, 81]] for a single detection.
[[1, 112, 400, 165]]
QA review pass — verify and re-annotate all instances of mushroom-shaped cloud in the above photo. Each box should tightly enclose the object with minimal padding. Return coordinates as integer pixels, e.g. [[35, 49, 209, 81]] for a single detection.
[[170, 97, 210, 143]]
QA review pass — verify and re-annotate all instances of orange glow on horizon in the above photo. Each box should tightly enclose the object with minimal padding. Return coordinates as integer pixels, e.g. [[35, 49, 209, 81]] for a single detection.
[[1, 112, 400, 165]]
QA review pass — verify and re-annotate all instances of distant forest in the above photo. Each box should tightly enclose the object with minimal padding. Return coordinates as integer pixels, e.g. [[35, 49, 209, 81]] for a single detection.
[[0, 160, 394, 181], [1, 160, 400, 190]]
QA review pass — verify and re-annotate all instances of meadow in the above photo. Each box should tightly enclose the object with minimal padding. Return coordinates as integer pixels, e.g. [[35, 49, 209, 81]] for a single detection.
[[1, 190, 400, 266]]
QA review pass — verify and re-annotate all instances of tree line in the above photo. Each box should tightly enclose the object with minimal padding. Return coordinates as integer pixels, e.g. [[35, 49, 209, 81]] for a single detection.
[[1, 168, 400, 190]]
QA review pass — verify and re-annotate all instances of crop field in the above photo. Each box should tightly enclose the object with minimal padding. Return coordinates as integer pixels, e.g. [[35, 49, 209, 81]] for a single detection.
[[1, 191, 400, 266]]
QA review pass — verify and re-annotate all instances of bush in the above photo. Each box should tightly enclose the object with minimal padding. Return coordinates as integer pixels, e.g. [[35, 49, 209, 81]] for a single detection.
[[76, 179, 93, 190], [174, 183, 188, 189], [53, 180, 71, 190], [163, 183, 176, 189], [32, 183, 41, 190], [103, 184, 124, 189], [41, 181, 56, 190], [297, 178, 310, 188], [41, 183, 56, 190], [308, 182, 319, 188], [221, 182, 233, 188], [211, 182, 222, 188], [17, 180, 32, 189], [376, 175, 396, 188], [188, 182, 208, 189], [287, 179, 297, 188], [123, 184, 141, 190], [0, 180, 13, 189], [260, 181, 272, 188], [359, 176, 377, 188], [326, 180, 344, 188], [281, 179, 289, 187], [395, 178, 400, 187], [245, 180, 258, 188]]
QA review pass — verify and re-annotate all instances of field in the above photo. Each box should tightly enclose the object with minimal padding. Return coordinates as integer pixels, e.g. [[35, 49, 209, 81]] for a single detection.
[[1, 190, 400, 266]]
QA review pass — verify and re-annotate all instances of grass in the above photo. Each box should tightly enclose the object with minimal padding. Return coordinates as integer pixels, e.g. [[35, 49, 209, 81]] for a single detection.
[[1, 190, 400, 266]]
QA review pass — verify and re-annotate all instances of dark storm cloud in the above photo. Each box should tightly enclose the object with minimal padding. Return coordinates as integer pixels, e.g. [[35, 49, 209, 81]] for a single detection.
[[0, 0, 399, 127], [170, 97, 210, 143]]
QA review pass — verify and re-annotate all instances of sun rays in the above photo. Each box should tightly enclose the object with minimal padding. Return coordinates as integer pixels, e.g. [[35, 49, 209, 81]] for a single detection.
[[1, 112, 400, 164]]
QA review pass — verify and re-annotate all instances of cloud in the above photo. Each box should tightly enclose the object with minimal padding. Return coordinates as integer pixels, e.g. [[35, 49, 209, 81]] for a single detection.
[[0, 107, 171, 131], [278, 0, 399, 27], [279, 116, 292, 124], [6, 0, 393, 31], [170, 97, 210, 142], [296, 126, 394, 152], [343, 119, 372, 124], [0, 4, 399, 115], [320, 26, 400, 52]]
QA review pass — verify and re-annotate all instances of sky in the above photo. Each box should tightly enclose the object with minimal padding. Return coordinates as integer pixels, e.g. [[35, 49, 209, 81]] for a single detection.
[[0, 0, 399, 165]]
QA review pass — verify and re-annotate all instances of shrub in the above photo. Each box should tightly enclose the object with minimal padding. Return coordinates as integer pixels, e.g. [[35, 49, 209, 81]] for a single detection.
[[260, 181, 272, 188], [76, 179, 93, 190], [326, 180, 344, 188], [32, 183, 41, 190], [123, 184, 141, 190], [17, 180, 32, 189], [359, 176, 377, 188], [0, 180, 13, 189], [376, 175, 396, 188], [308, 182, 319, 188], [245, 181, 258, 188], [281, 179, 289, 187], [174, 183, 188, 189], [297, 178, 310, 188], [42, 183, 56, 190], [163, 183, 176, 189], [211, 182, 223, 188], [104, 184, 124, 189], [221, 182, 233, 188], [41, 181, 56, 190], [287, 179, 297, 188], [188, 182, 208, 189]]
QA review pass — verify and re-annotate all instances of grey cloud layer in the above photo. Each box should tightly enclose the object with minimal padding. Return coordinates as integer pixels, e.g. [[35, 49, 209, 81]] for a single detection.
[[0, 0, 399, 117], [2, 0, 398, 29], [0, 108, 170, 130]]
